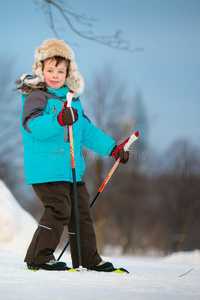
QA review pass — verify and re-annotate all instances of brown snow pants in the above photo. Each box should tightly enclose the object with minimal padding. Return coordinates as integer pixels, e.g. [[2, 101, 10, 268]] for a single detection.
[[24, 181, 102, 269]]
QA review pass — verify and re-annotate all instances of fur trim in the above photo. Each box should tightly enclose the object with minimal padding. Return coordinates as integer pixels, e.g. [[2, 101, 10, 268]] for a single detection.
[[66, 60, 84, 97], [17, 74, 47, 94], [32, 39, 84, 96], [18, 73, 41, 85]]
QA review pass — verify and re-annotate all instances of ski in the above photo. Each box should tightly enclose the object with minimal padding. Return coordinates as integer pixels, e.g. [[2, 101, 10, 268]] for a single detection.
[[25, 267, 77, 272], [95, 268, 129, 274], [26, 261, 77, 272], [25, 267, 129, 273]]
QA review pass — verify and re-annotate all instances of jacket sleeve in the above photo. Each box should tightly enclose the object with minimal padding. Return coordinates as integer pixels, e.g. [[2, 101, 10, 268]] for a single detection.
[[81, 111, 115, 156], [22, 91, 62, 140]]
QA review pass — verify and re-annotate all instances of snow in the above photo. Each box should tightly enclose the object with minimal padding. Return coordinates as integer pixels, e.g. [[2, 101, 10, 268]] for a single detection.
[[0, 180, 200, 300], [0, 180, 37, 256], [0, 250, 199, 300]]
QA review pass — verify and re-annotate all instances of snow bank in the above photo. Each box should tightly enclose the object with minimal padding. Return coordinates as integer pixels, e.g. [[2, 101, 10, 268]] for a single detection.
[[164, 249, 200, 264], [0, 180, 37, 255]]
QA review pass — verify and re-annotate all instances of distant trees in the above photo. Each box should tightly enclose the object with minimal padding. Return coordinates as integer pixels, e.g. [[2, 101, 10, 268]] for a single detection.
[[100, 139, 200, 255], [80, 65, 200, 255], [83, 65, 126, 252], [151, 140, 200, 253], [0, 58, 40, 218], [0, 59, 22, 197]]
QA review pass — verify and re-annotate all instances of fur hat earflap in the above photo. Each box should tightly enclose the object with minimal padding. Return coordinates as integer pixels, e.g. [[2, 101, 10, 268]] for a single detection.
[[18, 73, 41, 86], [17, 73, 47, 94], [33, 39, 84, 96]]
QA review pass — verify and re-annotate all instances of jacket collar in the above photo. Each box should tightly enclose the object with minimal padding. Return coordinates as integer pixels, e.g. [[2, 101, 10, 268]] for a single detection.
[[47, 86, 70, 99]]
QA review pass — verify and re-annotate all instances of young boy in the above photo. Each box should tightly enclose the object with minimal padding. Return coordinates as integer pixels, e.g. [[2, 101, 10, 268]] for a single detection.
[[18, 39, 129, 271]]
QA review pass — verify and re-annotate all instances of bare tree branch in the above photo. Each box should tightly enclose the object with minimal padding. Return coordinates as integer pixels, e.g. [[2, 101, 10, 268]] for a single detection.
[[41, 0, 143, 52]]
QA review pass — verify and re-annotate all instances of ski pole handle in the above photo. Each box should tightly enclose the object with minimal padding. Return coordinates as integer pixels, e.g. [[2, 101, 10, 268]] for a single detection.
[[66, 90, 74, 108], [124, 131, 139, 151], [111, 131, 139, 158]]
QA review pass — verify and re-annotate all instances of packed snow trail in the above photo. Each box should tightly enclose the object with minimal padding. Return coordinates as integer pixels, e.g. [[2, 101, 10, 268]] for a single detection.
[[0, 250, 199, 300]]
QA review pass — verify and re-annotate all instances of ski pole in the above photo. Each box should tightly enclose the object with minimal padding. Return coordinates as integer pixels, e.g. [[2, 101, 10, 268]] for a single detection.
[[66, 90, 83, 271], [57, 131, 139, 261], [91, 131, 139, 208]]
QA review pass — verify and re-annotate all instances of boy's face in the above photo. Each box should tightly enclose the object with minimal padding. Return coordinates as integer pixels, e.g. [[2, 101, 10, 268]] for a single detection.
[[42, 58, 68, 89]]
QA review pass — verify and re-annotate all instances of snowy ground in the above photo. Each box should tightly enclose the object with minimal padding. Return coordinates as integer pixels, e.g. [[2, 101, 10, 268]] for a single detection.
[[0, 249, 199, 300], [0, 180, 200, 299]]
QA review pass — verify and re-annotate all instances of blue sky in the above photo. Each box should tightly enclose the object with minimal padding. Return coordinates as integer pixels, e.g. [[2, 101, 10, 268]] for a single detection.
[[1, 0, 200, 153]]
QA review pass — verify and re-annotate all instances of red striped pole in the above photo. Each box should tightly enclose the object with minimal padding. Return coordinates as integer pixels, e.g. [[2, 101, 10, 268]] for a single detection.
[[67, 90, 83, 271], [90, 131, 139, 208]]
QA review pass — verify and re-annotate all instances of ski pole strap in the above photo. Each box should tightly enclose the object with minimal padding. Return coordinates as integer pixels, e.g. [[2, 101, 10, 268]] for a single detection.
[[111, 131, 139, 158]]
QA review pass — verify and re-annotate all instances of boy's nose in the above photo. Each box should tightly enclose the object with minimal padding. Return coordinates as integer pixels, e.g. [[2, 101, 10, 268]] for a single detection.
[[53, 73, 58, 78]]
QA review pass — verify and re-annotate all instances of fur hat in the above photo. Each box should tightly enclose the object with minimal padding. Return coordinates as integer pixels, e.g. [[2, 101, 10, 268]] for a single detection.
[[18, 39, 84, 96]]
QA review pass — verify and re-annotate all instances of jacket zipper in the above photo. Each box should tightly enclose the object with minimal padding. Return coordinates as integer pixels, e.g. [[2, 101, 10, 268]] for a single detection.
[[53, 105, 57, 114]]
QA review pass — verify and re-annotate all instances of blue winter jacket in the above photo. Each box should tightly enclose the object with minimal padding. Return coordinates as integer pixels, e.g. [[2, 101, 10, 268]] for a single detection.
[[21, 86, 115, 185]]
